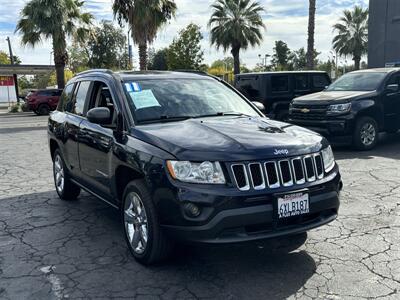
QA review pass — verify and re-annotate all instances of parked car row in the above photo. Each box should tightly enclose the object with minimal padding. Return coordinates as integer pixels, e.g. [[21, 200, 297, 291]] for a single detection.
[[25, 88, 62, 115], [235, 68, 400, 150]]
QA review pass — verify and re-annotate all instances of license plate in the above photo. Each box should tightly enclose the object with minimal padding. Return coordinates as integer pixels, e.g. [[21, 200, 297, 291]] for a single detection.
[[277, 192, 309, 219]]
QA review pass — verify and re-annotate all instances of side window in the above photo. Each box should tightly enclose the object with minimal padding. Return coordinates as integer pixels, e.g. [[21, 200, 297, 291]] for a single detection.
[[73, 81, 91, 116], [295, 75, 309, 91], [59, 84, 74, 112], [271, 75, 289, 93], [236, 76, 260, 98], [313, 75, 330, 88], [87, 81, 116, 126], [38, 90, 51, 96]]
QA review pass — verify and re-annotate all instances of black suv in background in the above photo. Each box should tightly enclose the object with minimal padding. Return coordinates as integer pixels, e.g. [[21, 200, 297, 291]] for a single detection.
[[289, 68, 400, 150], [234, 71, 331, 120], [48, 70, 341, 264]]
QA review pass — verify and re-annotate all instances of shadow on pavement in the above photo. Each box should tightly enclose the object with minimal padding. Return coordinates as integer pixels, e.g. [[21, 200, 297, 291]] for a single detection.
[[333, 132, 400, 161], [0, 190, 316, 299]]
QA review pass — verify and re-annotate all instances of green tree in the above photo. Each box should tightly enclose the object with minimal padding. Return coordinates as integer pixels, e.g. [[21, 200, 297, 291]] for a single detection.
[[167, 23, 204, 70], [16, 0, 92, 88], [210, 57, 234, 71], [306, 0, 316, 69], [148, 48, 169, 70], [289, 47, 319, 70], [271, 40, 291, 70], [113, 0, 177, 71], [332, 6, 368, 70], [209, 0, 265, 75], [0, 50, 21, 64]]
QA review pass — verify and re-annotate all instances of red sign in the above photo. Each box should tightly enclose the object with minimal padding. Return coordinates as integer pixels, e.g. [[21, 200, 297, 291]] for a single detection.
[[0, 76, 14, 86]]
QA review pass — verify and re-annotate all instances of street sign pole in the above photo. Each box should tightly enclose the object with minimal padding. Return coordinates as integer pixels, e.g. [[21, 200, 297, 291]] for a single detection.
[[6, 37, 19, 104]]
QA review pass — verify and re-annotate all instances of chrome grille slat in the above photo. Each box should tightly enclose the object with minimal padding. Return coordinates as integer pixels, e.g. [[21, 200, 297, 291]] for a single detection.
[[248, 163, 266, 190], [231, 151, 326, 191]]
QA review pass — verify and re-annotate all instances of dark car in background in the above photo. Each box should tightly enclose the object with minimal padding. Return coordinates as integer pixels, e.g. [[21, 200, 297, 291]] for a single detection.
[[48, 70, 341, 265], [234, 71, 331, 120], [289, 68, 400, 150], [26, 88, 63, 115]]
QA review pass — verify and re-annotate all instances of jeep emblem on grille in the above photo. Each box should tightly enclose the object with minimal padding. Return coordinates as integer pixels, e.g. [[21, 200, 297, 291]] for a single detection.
[[301, 108, 310, 113], [274, 149, 289, 155]]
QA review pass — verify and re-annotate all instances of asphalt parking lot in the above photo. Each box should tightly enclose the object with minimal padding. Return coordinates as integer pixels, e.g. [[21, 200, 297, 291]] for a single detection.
[[0, 112, 400, 299]]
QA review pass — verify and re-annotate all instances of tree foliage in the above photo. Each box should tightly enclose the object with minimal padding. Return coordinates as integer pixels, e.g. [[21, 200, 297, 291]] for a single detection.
[[113, 0, 177, 70], [148, 48, 169, 70], [16, 0, 92, 88], [209, 0, 265, 74], [332, 5, 368, 70], [271, 40, 291, 70], [0, 51, 21, 64], [167, 23, 204, 70], [68, 20, 128, 71]]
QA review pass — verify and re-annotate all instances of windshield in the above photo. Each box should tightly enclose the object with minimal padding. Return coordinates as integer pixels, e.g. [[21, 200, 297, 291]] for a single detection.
[[327, 72, 386, 91], [123, 78, 259, 124]]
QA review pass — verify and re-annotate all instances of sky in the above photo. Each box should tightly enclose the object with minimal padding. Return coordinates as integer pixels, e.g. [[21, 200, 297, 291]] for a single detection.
[[0, 0, 369, 69]]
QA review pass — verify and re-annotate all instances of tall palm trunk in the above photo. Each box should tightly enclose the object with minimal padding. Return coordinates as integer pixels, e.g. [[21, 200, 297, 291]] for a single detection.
[[231, 46, 240, 75], [53, 36, 67, 89], [354, 56, 361, 70], [138, 42, 148, 71], [306, 0, 316, 70]]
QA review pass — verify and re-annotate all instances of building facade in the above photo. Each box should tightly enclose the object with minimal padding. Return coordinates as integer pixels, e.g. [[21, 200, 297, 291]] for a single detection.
[[369, 0, 400, 68]]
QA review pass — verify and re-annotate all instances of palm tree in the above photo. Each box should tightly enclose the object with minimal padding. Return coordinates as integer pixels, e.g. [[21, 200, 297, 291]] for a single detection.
[[332, 6, 368, 70], [208, 0, 265, 75], [306, 0, 316, 69], [16, 0, 92, 88], [113, 0, 177, 71]]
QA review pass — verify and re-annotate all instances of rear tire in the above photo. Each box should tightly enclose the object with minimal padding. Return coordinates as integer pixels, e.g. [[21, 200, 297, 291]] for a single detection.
[[53, 149, 81, 200], [37, 104, 50, 115], [353, 116, 379, 150], [122, 180, 174, 265]]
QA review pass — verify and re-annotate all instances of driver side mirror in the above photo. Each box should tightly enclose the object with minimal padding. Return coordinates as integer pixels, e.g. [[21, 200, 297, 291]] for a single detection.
[[87, 107, 111, 125], [252, 101, 265, 112], [386, 84, 399, 92]]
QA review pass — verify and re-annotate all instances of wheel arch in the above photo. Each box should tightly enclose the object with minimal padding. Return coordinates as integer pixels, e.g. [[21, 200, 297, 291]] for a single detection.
[[49, 139, 59, 160], [114, 165, 145, 204]]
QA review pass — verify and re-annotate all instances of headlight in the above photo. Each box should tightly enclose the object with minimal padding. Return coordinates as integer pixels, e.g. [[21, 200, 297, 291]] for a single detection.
[[321, 146, 335, 172], [327, 103, 351, 114], [166, 161, 226, 184]]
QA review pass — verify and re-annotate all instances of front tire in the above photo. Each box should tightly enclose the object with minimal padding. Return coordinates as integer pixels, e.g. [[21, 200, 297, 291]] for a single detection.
[[353, 116, 379, 150], [122, 180, 173, 265], [53, 150, 81, 200]]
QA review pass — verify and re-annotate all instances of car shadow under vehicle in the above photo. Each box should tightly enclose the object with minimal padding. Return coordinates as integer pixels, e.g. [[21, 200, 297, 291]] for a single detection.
[[0, 190, 316, 299]]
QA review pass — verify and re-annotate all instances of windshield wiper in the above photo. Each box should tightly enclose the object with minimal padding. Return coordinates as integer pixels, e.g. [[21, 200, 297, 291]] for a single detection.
[[137, 115, 194, 124], [194, 111, 252, 118]]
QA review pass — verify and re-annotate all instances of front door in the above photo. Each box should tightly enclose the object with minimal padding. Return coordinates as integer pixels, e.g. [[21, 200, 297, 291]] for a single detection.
[[78, 81, 118, 200]]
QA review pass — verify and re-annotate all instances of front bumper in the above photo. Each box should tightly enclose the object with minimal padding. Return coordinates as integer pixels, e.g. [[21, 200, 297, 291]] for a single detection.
[[160, 170, 341, 244]]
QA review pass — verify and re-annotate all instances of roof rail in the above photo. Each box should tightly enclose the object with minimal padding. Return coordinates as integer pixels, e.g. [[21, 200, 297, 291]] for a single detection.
[[75, 69, 114, 76], [173, 69, 209, 76]]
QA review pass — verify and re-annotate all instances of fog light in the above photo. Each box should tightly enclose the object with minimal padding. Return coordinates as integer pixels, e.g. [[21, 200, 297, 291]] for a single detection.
[[184, 203, 201, 217]]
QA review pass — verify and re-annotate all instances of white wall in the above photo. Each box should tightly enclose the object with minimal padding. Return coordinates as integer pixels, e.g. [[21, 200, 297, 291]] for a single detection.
[[0, 85, 17, 103]]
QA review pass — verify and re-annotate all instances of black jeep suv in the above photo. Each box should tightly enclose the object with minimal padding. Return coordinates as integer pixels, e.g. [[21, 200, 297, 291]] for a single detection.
[[289, 68, 400, 150], [48, 70, 341, 264], [235, 71, 331, 120]]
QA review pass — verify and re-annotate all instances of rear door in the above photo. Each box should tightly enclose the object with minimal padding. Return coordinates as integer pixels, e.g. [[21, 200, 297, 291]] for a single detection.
[[293, 73, 311, 98], [383, 73, 400, 131], [63, 81, 92, 177], [312, 73, 331, 92]]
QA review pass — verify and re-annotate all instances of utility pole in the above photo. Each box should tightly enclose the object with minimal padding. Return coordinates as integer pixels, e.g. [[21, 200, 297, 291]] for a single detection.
[[6, 37, 19, 104]]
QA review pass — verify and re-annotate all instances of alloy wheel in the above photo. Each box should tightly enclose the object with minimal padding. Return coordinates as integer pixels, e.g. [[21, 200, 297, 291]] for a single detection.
[[124, 192, 148, 254], [54, 155, 64, 193], [360, 123, 376, 146]]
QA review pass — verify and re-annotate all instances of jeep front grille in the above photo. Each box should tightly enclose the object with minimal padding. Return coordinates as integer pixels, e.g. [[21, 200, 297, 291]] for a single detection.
[[230, 153, 325, 191]]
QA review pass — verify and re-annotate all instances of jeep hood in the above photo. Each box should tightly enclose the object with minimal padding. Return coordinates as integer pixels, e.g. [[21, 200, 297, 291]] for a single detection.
[[130, 117, 328, 161], [293, 90, 377, 105]]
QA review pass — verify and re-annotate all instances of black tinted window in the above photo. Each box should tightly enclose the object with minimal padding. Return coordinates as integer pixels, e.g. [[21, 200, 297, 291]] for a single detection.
[[271, 75, 289, 92], [235, 76, 260, 98], [313, 75, 329, 88], [295, 75, 309, 90], [59, 85, 74, 112], [73, 81, 91, 116], [38, 90, 52, 96]]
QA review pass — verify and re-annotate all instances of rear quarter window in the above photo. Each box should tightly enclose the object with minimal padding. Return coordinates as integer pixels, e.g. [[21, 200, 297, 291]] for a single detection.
[[313, 74, 330, 88], [58, 84, 74, 112], [235, 76, 260, 98], [294, 74, 309, 91]]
